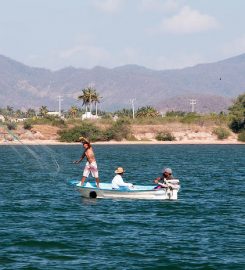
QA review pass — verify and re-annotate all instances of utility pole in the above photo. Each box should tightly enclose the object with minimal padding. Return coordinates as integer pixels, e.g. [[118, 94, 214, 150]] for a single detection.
[[130, 98, 136, 119], [58, 95, 63, 117], [190, 99, 197, 113]]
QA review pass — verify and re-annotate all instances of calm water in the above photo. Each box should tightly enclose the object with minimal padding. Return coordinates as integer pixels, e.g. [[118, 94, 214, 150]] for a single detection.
[[0, 144, 244, 270]]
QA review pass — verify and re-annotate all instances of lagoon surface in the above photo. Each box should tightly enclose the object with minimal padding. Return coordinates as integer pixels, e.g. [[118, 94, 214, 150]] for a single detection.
[[0, 144, 244, 270]]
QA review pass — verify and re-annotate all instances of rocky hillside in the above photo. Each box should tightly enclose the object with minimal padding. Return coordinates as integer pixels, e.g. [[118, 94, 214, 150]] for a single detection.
[[0, 54, 245, 112]]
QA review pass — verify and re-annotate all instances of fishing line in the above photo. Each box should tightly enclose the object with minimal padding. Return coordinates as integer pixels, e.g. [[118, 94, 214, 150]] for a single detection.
[[6, 128, 45, 169], [1, 122, 61, 180], [1, 124, 24, 159], [38, 144, 61, 180]]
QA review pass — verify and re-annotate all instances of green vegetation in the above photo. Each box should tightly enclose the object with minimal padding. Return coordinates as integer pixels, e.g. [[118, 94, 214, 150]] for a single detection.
[[58, 122, 105, 142], [104, 119, 132, 141], [67, 106, 79, 118], [78, 86, 101, 116], [23, 121, 33, 130], [1, 93, 245, 143], [136, 106, 159, 118], [114, 108, 133, 118], [39, 106, 48, 117], [165, 111, 186, 117], [27, 115, 67, 128], [58, 119, 132, 142], [180, 113, 202, 124], [26, 108, 36, 118], [228, 93, 245, 133], [6, 122, 17, 130], [156, 131, 176, 141], [0, 104, 230, 127], [212, 127, 231, 140], [238, 130, 245, 142]]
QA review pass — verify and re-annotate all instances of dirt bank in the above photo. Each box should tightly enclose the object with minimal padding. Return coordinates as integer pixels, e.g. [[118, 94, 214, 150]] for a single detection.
[[0, 122, 242, 145]]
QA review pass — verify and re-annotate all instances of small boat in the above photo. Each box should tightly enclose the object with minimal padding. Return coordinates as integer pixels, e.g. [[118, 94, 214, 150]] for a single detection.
[[69, 179, 180, 200]]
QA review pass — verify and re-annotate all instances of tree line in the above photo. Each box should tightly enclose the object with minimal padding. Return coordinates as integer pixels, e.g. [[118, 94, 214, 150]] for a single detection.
[[0, 90, 244, 137]]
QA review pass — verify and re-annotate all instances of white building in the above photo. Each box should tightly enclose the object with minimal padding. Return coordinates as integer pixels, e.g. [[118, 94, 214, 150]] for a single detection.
[[113, 115, 119, 121], [16, 118, 28, 122], [47, 111, 60, 117], [0, 115, 5, 122], [82, 112, 100, 120]]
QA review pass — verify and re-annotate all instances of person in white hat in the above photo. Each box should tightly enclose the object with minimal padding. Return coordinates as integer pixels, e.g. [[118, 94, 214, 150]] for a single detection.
[[111, 167, 134, 189], [153, 168, 174, 189]]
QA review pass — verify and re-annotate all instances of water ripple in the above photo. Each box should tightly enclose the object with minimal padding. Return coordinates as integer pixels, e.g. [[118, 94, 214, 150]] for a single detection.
[[0, 145, 244, 269]]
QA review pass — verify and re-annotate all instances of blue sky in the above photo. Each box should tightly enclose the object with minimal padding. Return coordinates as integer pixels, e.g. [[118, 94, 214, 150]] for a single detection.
[[0, 0, 245, 70]]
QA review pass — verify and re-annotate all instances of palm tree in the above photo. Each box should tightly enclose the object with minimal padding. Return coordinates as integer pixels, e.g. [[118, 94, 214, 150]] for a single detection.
[[78, 88, 91, 112], [6, 106, 14, 116], [136, 106, 159, 118], [115, 108, 133, 118], [78, 86, 102, 115], [39, 106, 48, 117], [93, 91, 102, 116], [26, 108, 36, 118], [68, 106, 79, 118], [87, 87, 95, 113], [15, 109, 23, 118]]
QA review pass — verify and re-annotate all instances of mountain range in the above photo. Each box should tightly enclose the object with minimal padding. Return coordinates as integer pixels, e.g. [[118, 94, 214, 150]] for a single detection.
[[0, 53, 245, 113]]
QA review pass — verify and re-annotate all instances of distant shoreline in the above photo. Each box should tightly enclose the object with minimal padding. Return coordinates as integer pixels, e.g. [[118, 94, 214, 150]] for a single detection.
[[1, 122, 244, 146], [0, 139, 243, 145]]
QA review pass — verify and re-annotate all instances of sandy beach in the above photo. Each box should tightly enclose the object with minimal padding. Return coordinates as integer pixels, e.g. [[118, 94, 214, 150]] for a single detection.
[[0, 138, 243, 145]]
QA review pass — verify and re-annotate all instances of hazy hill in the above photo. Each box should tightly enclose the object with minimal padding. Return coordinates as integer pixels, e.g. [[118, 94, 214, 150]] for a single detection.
[[0, 53, 245, 112]]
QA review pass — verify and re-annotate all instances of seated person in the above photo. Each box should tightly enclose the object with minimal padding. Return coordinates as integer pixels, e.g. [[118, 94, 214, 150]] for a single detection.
[[111, 167, 134, 189], [154, 168, 174, 189]]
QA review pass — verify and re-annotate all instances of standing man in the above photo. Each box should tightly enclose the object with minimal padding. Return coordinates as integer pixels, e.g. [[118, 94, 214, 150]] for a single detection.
[[73, 137, 100, 188]]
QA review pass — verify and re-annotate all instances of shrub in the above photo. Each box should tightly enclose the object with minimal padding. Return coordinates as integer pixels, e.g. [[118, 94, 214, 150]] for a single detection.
[[212, 127, 231, 140], [180, 113, 201, 124], [165, 111, 186, 117], [228, 94, 245, 133], [104, 119, 131, 141], [133, 116, 163, 125], [136, 106, 159, 118], [229, 118, 245, 133], [101, 113, 113, 120], [114, 108, 133, 118], [6, 122, 17, 130], [26, 116, 66, 128], [156, 131, 176, 141], [58, 122, 104, 142], [23, 121, 33, 130], [238, 130, 245, 142], [126, 134, 138, 141], [45, 115, 66, 128]]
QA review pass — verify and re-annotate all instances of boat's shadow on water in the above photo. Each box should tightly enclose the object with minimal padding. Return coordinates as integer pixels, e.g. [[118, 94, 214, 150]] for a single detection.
[[80, 197, 99, 205]]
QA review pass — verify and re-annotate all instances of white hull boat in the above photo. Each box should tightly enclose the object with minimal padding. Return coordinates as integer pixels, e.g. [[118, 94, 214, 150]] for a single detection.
[[69, 180, 180, 200]]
